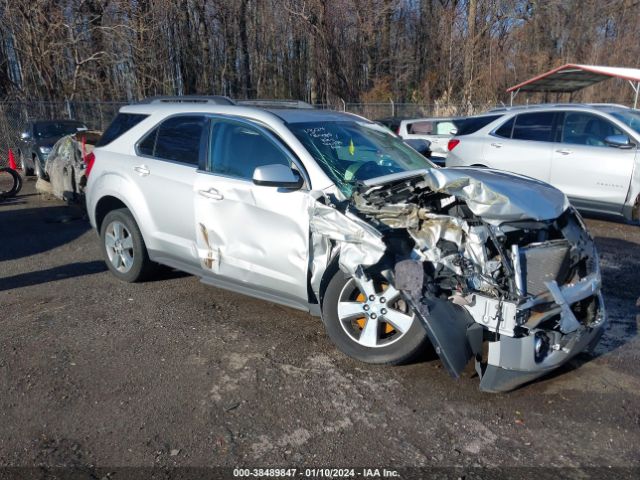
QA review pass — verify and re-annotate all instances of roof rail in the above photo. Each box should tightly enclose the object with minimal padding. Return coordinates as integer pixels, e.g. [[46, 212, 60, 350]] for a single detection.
[[236, 99, 314, 109], [488, 103, 592, 112], [138, 95, 236, 105]]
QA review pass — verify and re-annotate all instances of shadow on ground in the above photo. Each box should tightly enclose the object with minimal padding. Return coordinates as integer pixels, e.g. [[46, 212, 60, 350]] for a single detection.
[[0, 205, 89, 262], [0, 261, 107, 291]]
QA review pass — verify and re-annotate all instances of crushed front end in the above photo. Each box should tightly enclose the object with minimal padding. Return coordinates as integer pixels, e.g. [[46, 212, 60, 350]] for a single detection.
[[317, 168, 606, 392]]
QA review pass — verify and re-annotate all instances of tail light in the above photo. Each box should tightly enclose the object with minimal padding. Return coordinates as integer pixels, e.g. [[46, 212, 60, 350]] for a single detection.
[[84, 151, 96, 178], [447, 139, 460, 151]]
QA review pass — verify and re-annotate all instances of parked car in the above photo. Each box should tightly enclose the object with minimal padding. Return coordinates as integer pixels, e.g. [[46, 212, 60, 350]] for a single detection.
[[398, 116, 463, 159], [38, 130, 101, 202], [446, 104, 640, 223], [86, 97, 605, 392], [18, 120, 88, 178], [375, 116, 408, 134], [374, 119, 434, 161]]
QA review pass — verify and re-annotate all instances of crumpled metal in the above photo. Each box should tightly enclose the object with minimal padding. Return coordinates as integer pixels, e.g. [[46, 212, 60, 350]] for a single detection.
[[41, 133, 95, 201], [309, 202, 386, 275], [417, 168, 570, 224]]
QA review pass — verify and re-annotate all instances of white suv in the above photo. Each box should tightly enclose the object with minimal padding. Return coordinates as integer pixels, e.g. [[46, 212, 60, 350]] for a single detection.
[[397, 117, 462, 159], [446, 104, 640, 223], [85, 97, 605, 392]]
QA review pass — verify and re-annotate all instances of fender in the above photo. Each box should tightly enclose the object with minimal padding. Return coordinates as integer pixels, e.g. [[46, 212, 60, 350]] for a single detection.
[[394, 259, 480, 378], [88, 171, 159, 252]]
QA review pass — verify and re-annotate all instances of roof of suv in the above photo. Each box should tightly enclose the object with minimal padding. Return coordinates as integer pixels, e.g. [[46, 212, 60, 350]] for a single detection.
[[120, 103, 364, 124], [489, 103, 631, 113]]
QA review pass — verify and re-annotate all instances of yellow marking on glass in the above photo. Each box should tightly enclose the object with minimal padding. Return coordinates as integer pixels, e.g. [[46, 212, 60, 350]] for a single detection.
[[349, 138, 355, 155]]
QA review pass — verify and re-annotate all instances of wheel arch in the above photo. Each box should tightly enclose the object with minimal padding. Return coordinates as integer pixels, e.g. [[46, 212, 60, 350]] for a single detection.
[[93, 193, 154, 252]]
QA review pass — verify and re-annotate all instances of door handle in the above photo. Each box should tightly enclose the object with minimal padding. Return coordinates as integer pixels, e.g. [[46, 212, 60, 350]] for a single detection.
[[134, 165, 150, 176], [555, 149, 573, 155], [490, 142, 503, 148], [198, 188, 224, 201]]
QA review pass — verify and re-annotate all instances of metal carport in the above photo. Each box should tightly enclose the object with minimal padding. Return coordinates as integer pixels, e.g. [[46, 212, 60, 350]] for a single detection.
[[507, 64, 640, 108]]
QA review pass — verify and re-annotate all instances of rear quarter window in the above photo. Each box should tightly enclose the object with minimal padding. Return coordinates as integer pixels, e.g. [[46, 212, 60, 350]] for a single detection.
[[97, 113, 148, 147], [456, 115, 502, 135]]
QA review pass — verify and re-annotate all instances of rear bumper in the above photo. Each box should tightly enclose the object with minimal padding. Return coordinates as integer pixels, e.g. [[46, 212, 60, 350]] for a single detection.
[[478, 291, 606, 393]]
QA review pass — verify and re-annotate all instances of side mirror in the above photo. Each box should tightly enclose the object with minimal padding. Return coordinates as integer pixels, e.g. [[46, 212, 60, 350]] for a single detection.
[[20, 131, 31, 140], [253, 164, 304, 189], [404, 138, 432, 157], [604, 134, 634, 149]]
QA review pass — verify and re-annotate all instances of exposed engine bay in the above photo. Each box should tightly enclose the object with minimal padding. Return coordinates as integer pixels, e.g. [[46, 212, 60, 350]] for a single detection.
[[310, 168, 606, 392]]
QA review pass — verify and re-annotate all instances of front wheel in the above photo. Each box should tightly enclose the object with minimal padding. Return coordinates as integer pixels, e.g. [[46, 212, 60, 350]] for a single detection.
[[321, 270, 429, 365]]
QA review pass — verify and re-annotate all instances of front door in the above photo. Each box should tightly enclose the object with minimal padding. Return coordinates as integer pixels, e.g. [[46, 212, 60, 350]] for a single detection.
[[194, 118, 311, 305], [551, 111, 636, 214]]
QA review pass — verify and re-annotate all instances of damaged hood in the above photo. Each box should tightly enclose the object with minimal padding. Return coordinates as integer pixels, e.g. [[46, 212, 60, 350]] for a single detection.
[[364, 167, 569, 224]]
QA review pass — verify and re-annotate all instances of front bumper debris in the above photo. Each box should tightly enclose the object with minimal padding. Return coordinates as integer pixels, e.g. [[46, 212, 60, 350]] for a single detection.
[[478, 290, 606, 393]]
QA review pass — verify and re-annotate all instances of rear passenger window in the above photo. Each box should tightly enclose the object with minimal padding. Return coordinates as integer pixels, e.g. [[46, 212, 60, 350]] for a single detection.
[[409, 121, 433, 134], [139, 116, 205, 165], [494, 117, 515, 138], [97, 113, 148, 147], [209, 120, 291, 179], [138, 128, 157, 156], [512, 112, 555, 142]]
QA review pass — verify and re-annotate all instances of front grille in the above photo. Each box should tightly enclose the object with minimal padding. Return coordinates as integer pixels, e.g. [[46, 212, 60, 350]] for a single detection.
[[519, 240, 571, 296]]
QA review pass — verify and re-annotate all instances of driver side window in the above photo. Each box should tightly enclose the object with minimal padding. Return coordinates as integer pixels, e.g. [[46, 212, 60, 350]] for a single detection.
[[561, 112, 622, 147], [209, 120, 291, 179]]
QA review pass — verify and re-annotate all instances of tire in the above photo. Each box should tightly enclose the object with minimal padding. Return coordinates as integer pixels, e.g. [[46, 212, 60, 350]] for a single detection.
[[0, 167, 22, 198], [321, 269, 429, 365], [34, 156, 44, 179], [19, 151, 34, 176], [100, 208, 157, 282]]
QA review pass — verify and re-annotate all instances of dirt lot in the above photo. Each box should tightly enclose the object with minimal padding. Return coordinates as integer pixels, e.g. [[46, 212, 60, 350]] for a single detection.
[[1, 180, 639, 476]]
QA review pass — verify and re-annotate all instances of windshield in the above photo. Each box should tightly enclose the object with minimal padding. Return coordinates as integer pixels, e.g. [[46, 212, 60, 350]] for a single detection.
[[34, 122, 85, 139], [609, 110, 640, 136], [289, 121, 433, 196]]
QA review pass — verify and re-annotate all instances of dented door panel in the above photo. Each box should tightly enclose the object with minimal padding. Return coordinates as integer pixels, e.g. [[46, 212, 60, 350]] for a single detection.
[[194, 172, 311, 304]]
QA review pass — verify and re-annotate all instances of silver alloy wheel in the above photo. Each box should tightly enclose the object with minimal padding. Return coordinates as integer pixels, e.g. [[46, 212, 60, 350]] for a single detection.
[[104, 220, 135, 273], [337, 277, 415, 348]]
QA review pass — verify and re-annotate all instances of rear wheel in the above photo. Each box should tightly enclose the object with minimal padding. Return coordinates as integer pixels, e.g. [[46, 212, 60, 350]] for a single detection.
[[0, 167, 22, 198], [100, 209, 156, 282], [19, 151, 34, 176], [34, 156, 44, 179], [321, 270, 429, 365]]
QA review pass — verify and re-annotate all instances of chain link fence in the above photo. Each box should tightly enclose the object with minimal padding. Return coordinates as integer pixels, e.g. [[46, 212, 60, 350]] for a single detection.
[[316, 102, 500, 119], [0, 101, 126, 167], [0, 100, 499, 167]]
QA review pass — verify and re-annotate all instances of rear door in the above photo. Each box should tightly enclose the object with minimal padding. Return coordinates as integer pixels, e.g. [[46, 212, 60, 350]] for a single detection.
[[483, 111, 557, 182], [134, 115, 207, 266], [550, 111, 636, 214], [193, 117, 311, 306]]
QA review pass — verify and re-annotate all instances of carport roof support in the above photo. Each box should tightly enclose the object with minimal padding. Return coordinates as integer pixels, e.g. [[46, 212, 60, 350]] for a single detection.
[[507, 64, 640, 108]]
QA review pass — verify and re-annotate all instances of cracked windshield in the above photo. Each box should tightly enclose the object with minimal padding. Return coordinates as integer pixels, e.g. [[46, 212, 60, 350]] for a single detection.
[[290, 121, 433, 196]]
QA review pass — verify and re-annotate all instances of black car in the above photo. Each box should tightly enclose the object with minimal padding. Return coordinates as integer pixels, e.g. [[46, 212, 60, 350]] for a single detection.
[[18, 120, 88, 177]]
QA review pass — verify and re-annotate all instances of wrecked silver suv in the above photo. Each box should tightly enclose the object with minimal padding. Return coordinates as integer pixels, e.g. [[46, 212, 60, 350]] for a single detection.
[[87, 101, 605, 392]]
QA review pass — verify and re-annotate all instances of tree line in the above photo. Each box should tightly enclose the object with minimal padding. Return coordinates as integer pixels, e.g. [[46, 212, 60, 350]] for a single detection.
[[1, 0, 639, 107]]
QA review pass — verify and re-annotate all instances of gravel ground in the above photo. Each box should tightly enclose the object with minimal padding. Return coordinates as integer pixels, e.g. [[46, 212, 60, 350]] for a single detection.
[[0, 180, 639, 476]]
